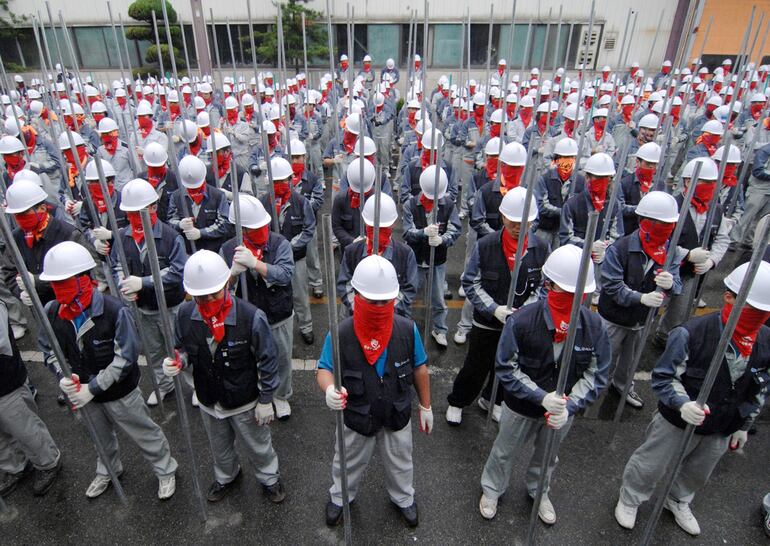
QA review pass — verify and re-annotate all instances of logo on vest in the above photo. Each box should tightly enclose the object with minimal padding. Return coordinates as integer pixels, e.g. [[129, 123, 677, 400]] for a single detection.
[[368, 339, 380, 350], [228, 339, 247, 347], [92, 338, 112, 346]]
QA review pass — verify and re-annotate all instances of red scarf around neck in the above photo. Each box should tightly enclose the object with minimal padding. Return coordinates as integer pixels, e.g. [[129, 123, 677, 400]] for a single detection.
[[348, 187, 371, 210], [419, 192, 434, 213], [197, 290, 233, 342], [722, 302, 770, 356], [638, 219, 674, 265], [244, 225, 270, 260], [548, 289, 575, 343], [365, 225, 392, 255], [501, 229, 527, 271], [588, 177, 611, 211], [636, 166, 655, 193], [88, 182, 113, 214], [353, 293, 395, 364], [126, 210, 157, 244], [51, 274, 94, 321]]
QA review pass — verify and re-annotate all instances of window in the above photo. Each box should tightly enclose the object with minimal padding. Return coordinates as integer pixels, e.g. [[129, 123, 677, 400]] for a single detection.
[[400, 23, 424, 66], [432, 24, 463, 67], [499, 23, 583, 71], [73, 27, 111, 69], [367, 24, 399, 66]]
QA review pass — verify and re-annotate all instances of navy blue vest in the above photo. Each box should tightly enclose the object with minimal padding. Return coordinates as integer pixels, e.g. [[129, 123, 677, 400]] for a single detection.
[[172, 185, 230, 254], [260, 190, 309, 261], [676, 194, 722, 278], [0, 314, 27, 397], [406, 196, 453, 265]]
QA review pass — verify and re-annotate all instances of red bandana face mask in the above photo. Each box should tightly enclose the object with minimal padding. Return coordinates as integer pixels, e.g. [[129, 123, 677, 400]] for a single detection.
[[421, 148, 434, 170], [186, 184, 207, 204], [593, 119, 606, 141], [138, 116, 153, 136], [490, 123, 501, 138], [343, 130, 357, 154], [500, 164, 524, 193], [125, 210, 157, 244], [4, 153, 24, 177], [101, 132, 119, 155], [722, 303, 770, 356], [159, 96, 167, 110], [348, 187, 372, 210], [117, 97, 127, 108], [51, 274, 94, 321], [21, 127, 36, 155], [536, 113, 548, 134], [584, 97, 593, 110], [697, 132, 720, 155], [751, 102, 764, 120], [267, 133, 278, 151], [226, 109, 238, 125], [485, 156, 499, 181], [501, 228, 527, 271], [244, 225, 270, 259], [407, 110, 417, 125], [419, 192, 434, 213], [564, 119, 575, 138], [638, 219, 675, 265], [519, 107, 533, 127], [169, 103, 180, 119], [200, 126, 211, 138], [506, 103, 516, 118], [88, 181, 114, 213], [197, 290, 233, 343], [340, 61, 349, 71], [244, 105, 254, 121], [548, 289, 576, 343], [190, 136, 203, 156], [147, 165, 167, 188], [622, 104, 634, 121], [588, 176, 611, 211], [705, 104, 717, 119], [352, 294, 395, 364], [690, 181, 716, 214], [662, 66, 671, 75], [15, 210, 48, 247], [723, 163, 738, 187], [555, 157, 575, 182], [291, 162, 305, 185], [636, 165, 656, 193], [216, 150, 232, 179], [365, 225, 393, 255], [274, 181, 292, 214]]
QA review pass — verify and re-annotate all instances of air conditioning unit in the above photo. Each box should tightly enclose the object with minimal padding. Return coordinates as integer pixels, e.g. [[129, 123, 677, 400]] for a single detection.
[[575, 24, 602, 69]]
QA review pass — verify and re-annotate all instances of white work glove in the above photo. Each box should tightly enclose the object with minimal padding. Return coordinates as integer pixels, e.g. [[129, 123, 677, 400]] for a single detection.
[[184, 227, 202, 241], [135, 146, 144, 158], [424, 224, 439, 237], [325, 384, 348, 411], [428, 235, 442, 247], [65, 199, 83, 216], [334, 153, 344, 164], [15, 273, 32, 293], [222, 189, 233, 201], [493, 305, 513, 325], [162, 353, 182, 377], [172, 135, 181, 144], [729, 430, 748, 451], [179, 217, 195, 231], [92, 226, 112, 241], [654, 270, 674, 290], [28, 161, 40, 170], [687, 247, 710, 263], [233, 245, 258, 269], [419, 404, 433, 434], [591, 240, 606, 264], [693, 258, 714, 275], [59, 374, 94, 409], [230, 261, 247, 276], [546, 410, 569, 429], [679, 401, 709, 426], [542, 391, 568, 415], [120, 275, 142, 299], [255, 402, 275, 426], [353, 235, 365, 243], [94, 240, 110, 256], [640, 291, 665, 308], [20, 290, 32, 306], [258, 160, 267, 172]]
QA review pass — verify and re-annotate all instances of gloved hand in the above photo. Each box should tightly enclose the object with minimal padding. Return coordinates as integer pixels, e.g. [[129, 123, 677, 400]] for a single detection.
[[20, 290, 32, 306], [729, 430, 748, 450], [693, 258, 714, 275], [542, 391, 568, 414], [654, 270, 674, 290], [162, 352, 183, 377], [493, 305, 513, 324], [546, 410, 569, 429], [222, 189, 233, 201], [428, 235, 442, 247], [65, 199, 83, 216], [135, 146, 144, 158], [680, 401, 709, 426], [28, 161, 40, 170], [419, 404, 433, 434], [94, 240, 110, 256], [172, 135, 181, 144], [424, 224, 439, 237], [640, 291, 665, 308], [184, 227, 202, 241], [233, 246, 258, 269], [179, 217, 195, 231], [591, 240, 606, 264], [120, 275, 142, 297], [353, 235, 365, 243], [325, 384, 348, 410], [59, 374, 94, 409], [687, 247, 709, 263], [258, 160, 267, 173], [92, 226, 112, 241], [15, 273, 32, 293], [334, 153, 344, 164], [255, 402, 275, 426], [231, 261, 247, 276]]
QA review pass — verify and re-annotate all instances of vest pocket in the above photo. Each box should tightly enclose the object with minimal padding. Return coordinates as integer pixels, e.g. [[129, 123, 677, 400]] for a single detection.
[[342, 369, 365, 397]]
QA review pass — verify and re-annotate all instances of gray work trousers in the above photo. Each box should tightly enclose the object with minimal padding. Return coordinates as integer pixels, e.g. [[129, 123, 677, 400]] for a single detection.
[[603, 319, 643, 392], [0, 284, 26, 328], [305, 227, 323, 289], [307, 142, 324, 179], [455, 229, 479, 336], [535, 228, 560, 250], [199, 407, 280, 486], [291, 257, 313, 335], [88, 388, 178, 478], [481, 405, 573, 501], [136, 306, 178, 397], [733, 186, 770, 246], [458, 160, 474, 214], [619, 412, 729, 507], [330, 422, 415, 508], [656, 275, 697, 341], [270, 315, 294, 401], [0, 385, 60, 474]]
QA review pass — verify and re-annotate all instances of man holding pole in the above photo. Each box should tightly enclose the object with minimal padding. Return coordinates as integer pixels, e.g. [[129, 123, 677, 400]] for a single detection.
[[615, 261, 770, 536]]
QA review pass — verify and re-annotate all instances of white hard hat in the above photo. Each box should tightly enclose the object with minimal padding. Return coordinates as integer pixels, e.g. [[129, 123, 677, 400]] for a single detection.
[[193, 96, 206, 110], [638, 113, 660, 130], [29, 100, 44, 115], [386, 58, 395, 69], [701, 119, 724, 136], [419, 165, 449, 200], [4, 180, 47, 213], [584, 152, 616, 176], [91, 101, 107, 114], [207, 133, 231, 152], [352, 137, 376, 156], [290, 139, 307, 156], [351, 254, 399, 300], [262, 120, 277, 135], [346, 158, 375, 193], [499, 186, 538, 222], [345, 113, 362, 135], [224, 96, 239, 110], [58, 131, 85, 150], [706, 95, 723, 107], [472, 92, 486, 106], [97, 117, 119, 134], [636, 142, 662, 163], [363, 54, 372, 62], [178, 155, 208, 188], [136, 100, 153, 116], [177, 120, 199, 143], [724, 261, 770, 311], [120, 178, 159, 210], [490, 109, 504, 123], [242, 93, 255, 106], [542, 244, 596, 293], [3, 117, 20, 137], [183, 250, 231, 296], [196, 111, 210, 128], [712, 144, 741, 163], [0, 135, 23, 154], [485, 137, 503, 156], [682, 157, 719, 181], [229, 194, 271, 229], [361, 193, 398, 228], [563, 103, 584, 121], [422, 129, 444, 150], [554, 137, 578, 157], [592, 107, 609, 118], [12, 169, 42, 187], [500, 142, 527, 166], [270, 157, 293, 180], [199, 82, 213, 94], [635, 191, 679, 223], [84, 158, 116, 181], [39, 241, 96, 281], [143, 142, 168, 167]]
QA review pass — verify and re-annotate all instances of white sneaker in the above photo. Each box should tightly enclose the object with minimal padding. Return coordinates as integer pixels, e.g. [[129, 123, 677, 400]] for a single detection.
[[697, 298, 707, 309], [492, 405, 501, 423], [431, 330, 448, 347], [146, 390, 172, 407], [85, 475, 112, 498], [479, 494, 498, 519], [453, 330, 467, 345], [614, 499, 637, 529], [158, 474, 176, 500], [664, 498, 701, 536], [591, 292, 600, 306], [274, 398, 291, 420], [458, 285, 466, 298], [446, 405, 463, 425], [11, 324, 26, 339], [537, 495, 556, 525], [191, 391, 199, 407], [477, 397, 491, 411]]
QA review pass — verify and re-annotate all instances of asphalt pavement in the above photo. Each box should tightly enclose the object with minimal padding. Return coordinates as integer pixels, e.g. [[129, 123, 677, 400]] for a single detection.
[[3, 186, 770, 545]]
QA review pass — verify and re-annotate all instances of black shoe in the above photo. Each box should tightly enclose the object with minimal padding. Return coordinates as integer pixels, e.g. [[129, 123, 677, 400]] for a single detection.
[[0, 461, 33, 496], [32, 459, 62, 496], [652, 335, 667, 350], [206, 470, 242, 502], [393, 500, 419, 528], [301, 331, 315, 345], [262, 480, 286, 504], [444, 290, 453, 300], [312, 286, 324, 298], [57, 392, 67, 406], [326, 500, 343, 526]]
